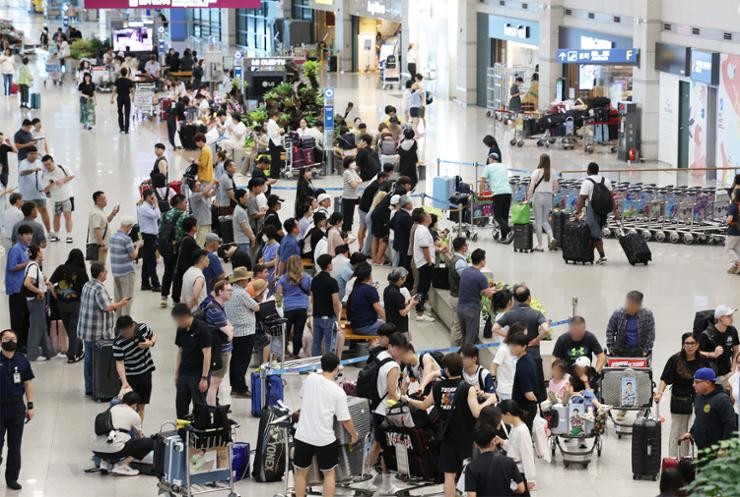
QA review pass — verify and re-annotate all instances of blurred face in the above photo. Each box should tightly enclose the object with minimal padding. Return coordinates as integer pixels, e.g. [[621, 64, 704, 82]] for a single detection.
[[174, 315, 192, 329], [97, 193, 108, 208], [299, 119, 307, 129], [718, 314, 734, 327], [402, 350, 418, 365], [27, 151, 38, 162], [462, 354, 476, 370], [508, 343, 525, 357], [255, 268, 268, 280], [625, 298, 641, 316], [120, 324, 136, 339], [145, 193, 156, 206], [19, 232, 33, 245], [693, 379, 713, 395], [43, 159, 54, 171], [217, 283, 233, 301], [569, 321, 586, 341], [98, 269, 108, 282]]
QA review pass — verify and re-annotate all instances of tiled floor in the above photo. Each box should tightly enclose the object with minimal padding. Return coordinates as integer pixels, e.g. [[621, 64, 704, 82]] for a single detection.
[[1, 4, 738, 497]]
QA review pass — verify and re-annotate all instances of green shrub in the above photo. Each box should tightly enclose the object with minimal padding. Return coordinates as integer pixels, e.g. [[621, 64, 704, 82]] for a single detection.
[[686, 436, 740, 497]]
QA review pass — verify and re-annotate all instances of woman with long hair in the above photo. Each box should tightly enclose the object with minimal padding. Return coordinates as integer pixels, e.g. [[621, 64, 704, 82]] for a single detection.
[[23, 245, 55, 361], [654, 332, 707, 457], [369, 190, 389, 264], [78, 72, 96, 130], [276, 255, 312, 358], [497, 400, 536, 495], [49, 248, 89, 363], [527, 153, 559, 251], [295, 166, 315, 218]]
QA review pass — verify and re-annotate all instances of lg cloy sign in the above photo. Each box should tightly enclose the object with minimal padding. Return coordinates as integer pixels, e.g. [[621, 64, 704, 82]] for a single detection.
[[84, 0, 259, 8]]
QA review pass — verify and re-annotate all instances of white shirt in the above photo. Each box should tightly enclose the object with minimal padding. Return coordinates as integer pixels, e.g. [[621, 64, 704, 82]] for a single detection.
[[492, 344, 516, 397], [181, 267, 206, 311], [530, 168, 557, 194], [18, 158, 44, 200], [91, 404, 142, 454], [228, 120, 248, 144], [331, 254, 350, 280], [145, 60, 160, 78], [375, 350, 400, 415], [42, 165, 73, 202], [729, 372, 740, 415], [407, 46, 418, 64], [267, 118, 281, 146], [579, 174, 613, 205], [503, 423, 536, 480], [294, 373, 351, 446], [24, 261, 45, 300], [1, 206, 23, 241], [313, 237, 328, 266], [412, 225, 435, 268]]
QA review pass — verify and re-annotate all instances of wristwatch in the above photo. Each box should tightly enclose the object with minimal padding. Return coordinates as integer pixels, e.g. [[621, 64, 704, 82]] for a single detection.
[[200, 376, 208, 380], [26, 402, 34, 409]]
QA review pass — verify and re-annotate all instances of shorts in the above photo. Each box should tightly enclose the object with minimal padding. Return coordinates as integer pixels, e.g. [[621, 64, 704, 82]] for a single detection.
[[212, 352, 231, 378], [438, 442, 471, 474], [31, 198, 46, 208], [372, 413, 386, 445], [293, 438, 339, 471], [358, 210, 368, 229], [54, 198, 73, 214], [372, 226, 389, 239], [353, 321, 382, 335], [410, 107, 420, 118], [585, 206, 605, 239], [254, 330, 270, 350], [126, 371, 153, 404]]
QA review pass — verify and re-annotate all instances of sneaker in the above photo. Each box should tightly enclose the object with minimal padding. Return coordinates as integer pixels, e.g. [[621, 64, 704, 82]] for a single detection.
[[49, 234, 60, 242], [416, 314, 435, 322], [99, 460, 113, 473], [112, 463, 139, 476], [160, 297, 168, 308], [6, 481, 22, 490], [231, 389, 251, 398], [548, 239, 558, 250], [65, 236, 73, 243], [378, 484, 401, 496], [141, 284, 152, 291], [151, 286, 162, 292], [533, 246, 544, 252], [596, 256, 608, 265], [728, 265, 740, 274]]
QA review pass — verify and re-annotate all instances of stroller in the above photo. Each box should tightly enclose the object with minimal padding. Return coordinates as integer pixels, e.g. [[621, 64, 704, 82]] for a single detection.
[[600, 365, 654, 438], [547, 392, 606, 468]]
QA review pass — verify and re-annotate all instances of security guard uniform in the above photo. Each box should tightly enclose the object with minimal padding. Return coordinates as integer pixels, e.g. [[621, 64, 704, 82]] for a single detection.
[[0, 350, 34, 486]]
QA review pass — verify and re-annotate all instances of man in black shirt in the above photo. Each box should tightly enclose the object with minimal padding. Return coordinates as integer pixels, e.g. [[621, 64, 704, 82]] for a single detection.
[[173, 217, 198, 303], [699, 305, 739, 382], [552, 315, 606, 373], [509, 327, 539, 431], [171, 303, 212, 419], [389, 194, 414, 280], [310, 254, 342, 357], [383, 267, 415, 335], [355, 134, 379, 182], [111, 68, 134, 134], [0, 131, 17, 188], [465, 424, 525, 496]]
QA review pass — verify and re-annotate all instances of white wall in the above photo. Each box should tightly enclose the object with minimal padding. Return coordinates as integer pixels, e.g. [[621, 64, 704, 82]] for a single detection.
[[658, 71, 680, 167], [660, 0, 740, 32]]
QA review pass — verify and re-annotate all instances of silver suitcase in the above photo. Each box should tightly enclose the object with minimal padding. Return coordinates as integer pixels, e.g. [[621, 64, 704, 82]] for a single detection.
[[550, 404, 569, 435], [335, 396, 371, 444], [600, 367, 653, 409]]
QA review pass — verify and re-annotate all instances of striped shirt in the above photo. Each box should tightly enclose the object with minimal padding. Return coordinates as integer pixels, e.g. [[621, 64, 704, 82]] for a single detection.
[[112, 323, 156, 376], [109, 230, 135, 277]]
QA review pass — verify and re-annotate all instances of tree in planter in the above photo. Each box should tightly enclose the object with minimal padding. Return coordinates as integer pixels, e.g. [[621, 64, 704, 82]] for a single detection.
[[686, 436, 740, 497]]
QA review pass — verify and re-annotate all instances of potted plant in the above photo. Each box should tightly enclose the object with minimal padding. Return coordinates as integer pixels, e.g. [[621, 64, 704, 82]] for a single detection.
[[686, 437, 740, 497]]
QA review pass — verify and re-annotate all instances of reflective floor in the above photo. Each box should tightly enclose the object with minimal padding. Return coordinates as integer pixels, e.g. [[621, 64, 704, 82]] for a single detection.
[[1, 5, 738, 497]]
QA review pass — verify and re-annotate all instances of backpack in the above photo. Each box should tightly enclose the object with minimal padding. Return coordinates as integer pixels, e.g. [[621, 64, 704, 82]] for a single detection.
[[587, 177, 612, 216], [157, 211, 181, 258], [692, 310, 714, 339], [183, 162, 198, 183], [356, 356, 394, 410], [94, 407, 115, 436], [154, 187, 171, 213]]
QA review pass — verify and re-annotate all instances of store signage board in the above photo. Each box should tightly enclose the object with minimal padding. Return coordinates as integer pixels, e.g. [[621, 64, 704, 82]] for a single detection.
[[367, 0, 386, 15], [556, 48, 640, 65], [503, 24, 529, 40], [83, 0, 260, 9], [246, 58, 289, 72], [689, 49, 719, 86]]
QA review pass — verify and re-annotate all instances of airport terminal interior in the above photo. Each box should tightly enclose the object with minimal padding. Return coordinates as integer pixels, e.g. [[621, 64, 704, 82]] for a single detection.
[[0, 0, 739, 496]]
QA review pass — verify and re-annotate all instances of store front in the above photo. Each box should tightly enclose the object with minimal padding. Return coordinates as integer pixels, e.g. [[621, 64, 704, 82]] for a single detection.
[[348, 0, 402, 73], [475, 14, 539, 107], [406, 0, 454, 99], [557, 28, 636, 104]]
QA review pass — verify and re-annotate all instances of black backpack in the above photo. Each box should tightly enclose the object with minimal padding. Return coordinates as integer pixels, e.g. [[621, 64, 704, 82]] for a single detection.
[[356, 356, 394, 410], [587, 177, 613, 216], [183, 162, 198, 183], [154, 187, 171, 213], [692, 309, 714, 339], [94, 407, 115, 436], [157, 212, 180, 258]]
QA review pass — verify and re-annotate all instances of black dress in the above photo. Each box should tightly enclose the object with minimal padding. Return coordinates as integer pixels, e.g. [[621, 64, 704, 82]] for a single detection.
[[398, 140, 418, 186]]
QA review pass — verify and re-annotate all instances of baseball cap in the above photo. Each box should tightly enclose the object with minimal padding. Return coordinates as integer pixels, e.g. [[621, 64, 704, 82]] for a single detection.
[[204, 233, 222, 244], [267, 194, 285, 206], [390, 194, 401, 206], [714, 305, 737, 321], [317, 193, 331, 204], [574, 356, 591, 369], [694, 367, 717, 382]]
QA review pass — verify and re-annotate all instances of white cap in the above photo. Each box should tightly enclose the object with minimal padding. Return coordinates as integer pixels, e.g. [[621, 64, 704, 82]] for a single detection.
[[714, 305, 737, 321], [119, 215, 136, 228], [390, 194, 401, 206], [574, 356, 591, 369], [317, 193, 331, 204]]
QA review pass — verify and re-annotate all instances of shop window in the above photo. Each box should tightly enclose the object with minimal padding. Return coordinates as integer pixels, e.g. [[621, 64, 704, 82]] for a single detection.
[[236, 6, 274, 55], [292, 0, 314, 21], [189, 8, 221, 41]]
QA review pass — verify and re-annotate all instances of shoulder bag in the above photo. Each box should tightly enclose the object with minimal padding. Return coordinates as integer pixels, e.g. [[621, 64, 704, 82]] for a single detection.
[[85, 222, 107, 261]]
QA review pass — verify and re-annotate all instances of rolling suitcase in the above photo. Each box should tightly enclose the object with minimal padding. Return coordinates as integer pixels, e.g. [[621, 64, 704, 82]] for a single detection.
[[152, 429, 179, 478], [163, 434, 186, 486], [335, 397, 371, 443], [232, 442, 251, 482], [550, 209, 568, 244], [30, 93, 41, 109], [618, 230, 652, 265], [219, 216, 234, 244], [179, 124, 197, 150], [250, 371, 284, 417], [561, 220, 594, 264], [512, 223, 533, 252], [432, 176, 455, 209], [632, 406, 661, 480], [92, 340, 121, 402]]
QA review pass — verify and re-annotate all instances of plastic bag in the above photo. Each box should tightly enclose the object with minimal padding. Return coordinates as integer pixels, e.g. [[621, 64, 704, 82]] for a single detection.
[[532, 414, 551, 463]]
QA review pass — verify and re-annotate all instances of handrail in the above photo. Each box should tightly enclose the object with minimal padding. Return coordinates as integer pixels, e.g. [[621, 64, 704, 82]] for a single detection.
[[560, 166, 739, 175]]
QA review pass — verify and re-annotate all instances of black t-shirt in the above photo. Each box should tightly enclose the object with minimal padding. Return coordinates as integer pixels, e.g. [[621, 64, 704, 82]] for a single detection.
[[114, 77, 134, 101], [660, 353, 707, 398], [229, 247, 252, 271], [512, 352, 538, 409], [0, 143, 11, 187], [433, 378, 474, 448], [359, 180, 381, 213], [465, 451, 523, 496], [264, 210, 282, 238], [176, 235, 199, 273], [383, 284, 408, 333], [78, 81, 95, 97], [175, 318, 212, 375], [311, 270, 339, 317], [552, 331, 604, 370], [699, 325, 739, 376], [389, 209, 412, 252], [49, 263, 89, 301], [308, 227, 325, 257]]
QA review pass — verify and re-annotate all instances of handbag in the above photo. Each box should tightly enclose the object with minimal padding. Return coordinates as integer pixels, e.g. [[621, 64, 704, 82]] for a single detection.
[[669, 393, 694, 415], [85, 222, 106, 261], [510, 202, 531, 225]]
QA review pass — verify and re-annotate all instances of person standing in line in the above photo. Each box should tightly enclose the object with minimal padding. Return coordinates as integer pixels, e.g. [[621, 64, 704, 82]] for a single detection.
[[17, 57, 33, 109], [266, 110, 284, 179], [159, 195, 188, 307], [22, 245, 55, 362], [193, 133, 214, 185], [181, 249, 209, 312], [526, 153, 559, 251], [109, 216, 143, 318], [137, 190, 161, 291], [457, 249, 496, 345], [726, 189, 740, 274], [311, 254, 342, 357], [5, 225, 32, 350], [482, 152, 513, 244], [10, 202, 46, 248], [203, 280, 234, 406], [41, 155, 76, 244], [508, 331, 539, 431], [171, 303, 212, 419], [491, 323, 524, 401], [87, 191, 119, 265], [0, 329, 35, 491], [48, 248, 88, 363], [172, 216, 199, 305], [383, 267, 415, 339], [341, 157, 362, 233], [217, 159, 237, 216], [232, 189, 257, 256], [187, 180, 217, 247], [202, 233, 225, 292], [412, 210, 435, 322], [1, 193, 23, 252], [277, 218, 302, 278], [112, 316, 157, 421], [111, 67, 134, 134], [276, 255, 312, 358], [682, 367, 738, 450], [17, 147, 51, 235], [225, 267, 260, 398], [77, 262, 129, 397]]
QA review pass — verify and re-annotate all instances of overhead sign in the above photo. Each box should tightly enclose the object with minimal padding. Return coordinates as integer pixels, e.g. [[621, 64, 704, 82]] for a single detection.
[[556, 48, 640, 65], [689, 49, 719, 86], [83, 0, 260, 9]]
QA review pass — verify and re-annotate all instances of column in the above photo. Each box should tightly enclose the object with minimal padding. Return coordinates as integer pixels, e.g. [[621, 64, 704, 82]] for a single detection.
[[220, 9, 235, 49], [632, 1, 661, 160], [454, 0, 477, 104], [538, 0, 564, 109], [334, 0, 352, 72]]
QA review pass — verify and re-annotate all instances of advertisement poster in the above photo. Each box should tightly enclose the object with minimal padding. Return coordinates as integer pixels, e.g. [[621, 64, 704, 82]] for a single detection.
[[688, 81, 708, 180], [716, 54, 740, 187]]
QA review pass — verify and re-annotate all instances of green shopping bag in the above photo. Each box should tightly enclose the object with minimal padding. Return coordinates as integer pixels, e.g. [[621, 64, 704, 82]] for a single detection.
[[510, 202, 531, 225]]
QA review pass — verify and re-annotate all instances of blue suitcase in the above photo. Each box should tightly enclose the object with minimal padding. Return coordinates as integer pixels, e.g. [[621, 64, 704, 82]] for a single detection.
[[232, 442, 251, 481], [432, 176, 455, 209], [163, 434, 186, 487], [250, 372, 284, 417], [30, 93, 40, 110]]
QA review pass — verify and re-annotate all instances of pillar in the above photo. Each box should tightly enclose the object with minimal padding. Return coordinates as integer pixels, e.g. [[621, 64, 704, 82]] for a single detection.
[[538, 0, 564, 109], [221, 9, 235, 48], [632, 1, 661, 160], [454, 0, 477, 104], [334, 0, 352, 72]]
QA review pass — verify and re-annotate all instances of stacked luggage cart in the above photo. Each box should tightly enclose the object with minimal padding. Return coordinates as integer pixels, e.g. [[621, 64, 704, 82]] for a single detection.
[[600, 360, 654, 439], [280, 131, 322, 179], [547, 393, 606, 468]]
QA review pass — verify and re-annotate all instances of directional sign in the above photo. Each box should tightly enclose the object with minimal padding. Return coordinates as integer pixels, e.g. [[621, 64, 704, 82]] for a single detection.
[[158, 26, 165, 34], [324, 105, 334, 131], [556, 48, 639, 65], [323, 87, 334, 100], [234, 51, 243, 60]]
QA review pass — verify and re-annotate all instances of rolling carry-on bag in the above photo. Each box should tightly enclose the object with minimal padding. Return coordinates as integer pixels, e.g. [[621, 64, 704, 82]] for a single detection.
[[218, 216, 234, 244], [92, 340, 121, 402], [30, 93, 41, 109], [382, 426, 440, 482], [232, 442, 251, 482], [618, 229, 652, 265], [153, 428, 179, 478], [550, 209, 568, 244], [250, 371, 284, 417], [432, 176, 456, 209], [163, 433, 186, 486], [561, 220, 594, 264], [632, 405, 661, 480], [512, 223, 534, 252]]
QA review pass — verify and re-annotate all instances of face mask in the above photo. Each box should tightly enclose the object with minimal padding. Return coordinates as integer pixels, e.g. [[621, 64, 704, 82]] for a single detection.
[[1, 341, 17, 352]]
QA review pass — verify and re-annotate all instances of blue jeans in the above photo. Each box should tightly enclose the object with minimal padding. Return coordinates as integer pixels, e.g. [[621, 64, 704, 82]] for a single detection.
[[312, 316, 336, 357], [2, 73, 12, 95], [362, 211, 373, 256], [84, 340, 94, 394], [353, 321, 382, 335]]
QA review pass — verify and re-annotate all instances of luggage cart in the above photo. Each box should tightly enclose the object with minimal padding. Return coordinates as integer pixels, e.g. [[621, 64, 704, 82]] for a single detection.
[[380, 54, 400, 90], [45, 60, 63, 86], [600, 365, 654, 439], [548, 395, 606, 468], [133, 83, 156, 121], [280, 134, 296, 179]]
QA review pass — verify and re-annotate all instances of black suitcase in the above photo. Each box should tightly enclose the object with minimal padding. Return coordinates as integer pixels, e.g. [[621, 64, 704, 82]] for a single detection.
[[92, 340, 121, 402], [512, 223, 533, 252], [179, 125, 197, 150], [551, 210, 568, 244], [561, 220, 594, 264], [632, 407, 661, 480], [432, 265, 450, 289], [219, 216, 234, 244], [619, 231, 652, 265]]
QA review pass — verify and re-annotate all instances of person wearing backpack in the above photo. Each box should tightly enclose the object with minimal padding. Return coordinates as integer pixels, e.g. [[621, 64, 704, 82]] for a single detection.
[[158, 195, 187, 308], [698, 305, 739, 385], [575, 162, 617, 265], [401, 353, 497, 497], [151, 143, 168, 183], [460, 344, 496, 400]]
